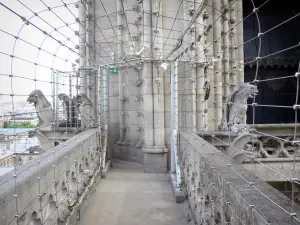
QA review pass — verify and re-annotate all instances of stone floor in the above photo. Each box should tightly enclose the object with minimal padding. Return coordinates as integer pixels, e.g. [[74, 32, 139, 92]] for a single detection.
[[77, 160, 190, 225]]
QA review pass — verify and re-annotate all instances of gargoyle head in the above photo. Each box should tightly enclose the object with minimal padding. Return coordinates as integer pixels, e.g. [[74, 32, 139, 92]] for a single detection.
[[28, 130, 37, 138], [75, 93, 92, 105], [236, 83, 258, 100], [27, 90, 43, 104], [58, 93, 69, 101]]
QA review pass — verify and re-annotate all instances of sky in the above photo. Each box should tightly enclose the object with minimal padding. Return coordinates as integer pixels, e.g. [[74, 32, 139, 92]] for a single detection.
[[0, 0, 79, 104]]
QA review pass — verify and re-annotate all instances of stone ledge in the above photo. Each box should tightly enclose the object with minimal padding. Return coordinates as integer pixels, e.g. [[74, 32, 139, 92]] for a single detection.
[[101, 160, 112, 178], [170, 173, 185, 203], [180, 132, 300, 225]]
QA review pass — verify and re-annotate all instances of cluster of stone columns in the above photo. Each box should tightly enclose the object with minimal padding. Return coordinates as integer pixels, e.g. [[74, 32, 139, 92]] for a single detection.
[[108, 0, 245, 172], [176, 0, 244, 132], [78, 0, 97, 107]]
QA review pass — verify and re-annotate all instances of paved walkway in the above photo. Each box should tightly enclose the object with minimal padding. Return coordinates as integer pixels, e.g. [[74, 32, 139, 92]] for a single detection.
[[77, 160, 189, 225]]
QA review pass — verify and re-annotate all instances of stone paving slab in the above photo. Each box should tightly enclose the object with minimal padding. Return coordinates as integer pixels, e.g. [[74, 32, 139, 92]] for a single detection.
[[77, 160, 190, 225]]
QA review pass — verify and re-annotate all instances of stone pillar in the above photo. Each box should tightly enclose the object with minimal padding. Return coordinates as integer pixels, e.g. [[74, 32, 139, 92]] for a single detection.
[[195, 0, 206, 132], [183, 0, 197, 132], [204, 5, 215, 131], [87, 0, 97, 108], [117, 0, 125, 144], [229, 0, 237, 93], [142, 0, 167, 173], [212, 0, 223, 131], [79, 0, 87, 94], [236, 0, 244, 86], [221, 0, 230, 105]]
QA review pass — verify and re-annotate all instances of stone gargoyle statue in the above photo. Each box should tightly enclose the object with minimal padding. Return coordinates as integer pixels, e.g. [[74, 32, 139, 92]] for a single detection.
[[76, 93, 97, 128], [58, 94, 81, 127], [58, 93, 70, 123], [27, 90, 53, 127], [219, 83, 258, 134], [28, 129, 54, 151]]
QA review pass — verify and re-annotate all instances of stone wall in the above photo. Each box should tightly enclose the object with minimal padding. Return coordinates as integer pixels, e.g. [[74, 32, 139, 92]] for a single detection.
[[178, 132, 300, 224], [0, 129, 104, 225], [94, 0, 245, 171]]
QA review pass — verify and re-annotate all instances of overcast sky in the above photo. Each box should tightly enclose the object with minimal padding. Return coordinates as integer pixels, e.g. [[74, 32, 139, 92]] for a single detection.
[[0, 0, 79, 104]]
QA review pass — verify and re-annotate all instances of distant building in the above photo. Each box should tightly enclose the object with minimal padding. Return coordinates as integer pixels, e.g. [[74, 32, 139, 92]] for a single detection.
[[9, 113, 38, 125], [0, 100, 35, 117]]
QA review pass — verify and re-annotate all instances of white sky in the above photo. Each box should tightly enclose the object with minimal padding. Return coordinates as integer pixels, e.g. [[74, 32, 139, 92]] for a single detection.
[[0, 0, 79, 104]]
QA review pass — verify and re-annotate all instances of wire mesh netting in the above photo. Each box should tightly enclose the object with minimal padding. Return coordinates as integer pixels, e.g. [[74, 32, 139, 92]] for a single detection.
[[0, 0, 300, 224]]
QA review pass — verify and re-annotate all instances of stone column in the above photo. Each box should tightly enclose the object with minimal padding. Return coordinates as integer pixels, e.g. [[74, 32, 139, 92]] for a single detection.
[[183, 0, 197, 132], [87, 0, 97, 108], [221, 0, 230, 104], [236, 0, 244, 86], [212, 0, 223, 131], [142, 0, 167, 173], [204, 5, 215, 131], [79, 0, 87, 94], [117, 0, 125, 144], [195, 0, 206, 132]]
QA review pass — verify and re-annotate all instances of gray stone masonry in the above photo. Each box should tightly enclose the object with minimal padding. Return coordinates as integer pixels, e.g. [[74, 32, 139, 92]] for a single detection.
[[177, 132, 300, 225]]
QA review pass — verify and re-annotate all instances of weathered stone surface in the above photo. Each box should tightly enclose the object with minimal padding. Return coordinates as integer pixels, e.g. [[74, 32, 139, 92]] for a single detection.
[[0, 129, 105, 225], [27, 90, 53, 127], [219, 83, 258, 134], [178, 132, 300, 225], [76, 93, 97, 128]]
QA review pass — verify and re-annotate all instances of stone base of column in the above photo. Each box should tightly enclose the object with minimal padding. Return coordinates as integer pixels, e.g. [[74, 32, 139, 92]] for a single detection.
[[122, 139, 130, 146], [116, 139, 124, 145], [142, 145, 168, 173], [113, 144, 143, 163], [135, 140, 144, 148]]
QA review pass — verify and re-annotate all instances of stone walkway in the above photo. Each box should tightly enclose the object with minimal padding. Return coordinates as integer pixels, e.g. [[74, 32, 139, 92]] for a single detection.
[[77, 160, 189, 225]]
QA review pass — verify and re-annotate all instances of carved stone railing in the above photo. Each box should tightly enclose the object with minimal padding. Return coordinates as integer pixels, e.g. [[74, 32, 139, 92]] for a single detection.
[[178, 132, 300, 225], [231, 133, 300, 159], [0, 128, 108, 225]]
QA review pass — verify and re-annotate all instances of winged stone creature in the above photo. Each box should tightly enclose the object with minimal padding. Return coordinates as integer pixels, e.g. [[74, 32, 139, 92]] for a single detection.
[[28, 129, 54, 151], [27, 90, 53, 127], [75, 93, 97, 128], [58, 93, 70, 123], [219, 83, 258, 134]]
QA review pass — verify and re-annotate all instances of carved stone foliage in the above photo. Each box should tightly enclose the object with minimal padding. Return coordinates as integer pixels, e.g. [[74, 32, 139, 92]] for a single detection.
[[0, 129, 104, 225], [232, 134, 300, 159]]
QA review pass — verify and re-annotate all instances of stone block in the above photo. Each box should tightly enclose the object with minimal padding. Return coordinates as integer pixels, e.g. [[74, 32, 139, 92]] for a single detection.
[[142, 146, 168, 173], [109, 96, 119, 111], [109, 110, 119, 123]]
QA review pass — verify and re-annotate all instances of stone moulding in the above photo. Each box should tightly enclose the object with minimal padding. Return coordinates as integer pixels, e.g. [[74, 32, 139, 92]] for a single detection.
[[230, 133, 300, 162], [0, 128, 106, 225], [176, 132, 300, 225]]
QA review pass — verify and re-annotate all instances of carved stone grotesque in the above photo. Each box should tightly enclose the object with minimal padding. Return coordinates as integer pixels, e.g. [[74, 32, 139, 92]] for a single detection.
[[27, 90, 53, 127], [219, 83, 258, 134], [27, 146, 45, 154], [28, 130, 54, 151], [58, 93, 70, 122], [57, 94, 80, 127], [75, 93, 97, 128]]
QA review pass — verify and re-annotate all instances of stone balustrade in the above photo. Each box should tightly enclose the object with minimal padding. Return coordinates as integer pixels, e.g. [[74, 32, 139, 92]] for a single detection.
[[177, 132, 300, 225], [0, 128, 106, 225]]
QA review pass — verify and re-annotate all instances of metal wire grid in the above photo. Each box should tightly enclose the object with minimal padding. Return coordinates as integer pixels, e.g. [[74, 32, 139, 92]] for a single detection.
[[0, 0, 299, 224], [0, 1, 109, 224], [171, 0, 300, 223]]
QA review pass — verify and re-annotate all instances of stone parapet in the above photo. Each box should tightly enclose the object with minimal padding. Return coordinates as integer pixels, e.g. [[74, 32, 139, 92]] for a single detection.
[[0, 128, 107, 225], [176, 132, 300, 225]]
